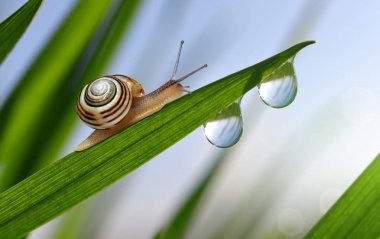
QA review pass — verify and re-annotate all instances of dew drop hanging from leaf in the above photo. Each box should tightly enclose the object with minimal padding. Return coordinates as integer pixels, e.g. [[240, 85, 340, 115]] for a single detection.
[[258, 57, 297, 108], [203, 98, 243, 148]]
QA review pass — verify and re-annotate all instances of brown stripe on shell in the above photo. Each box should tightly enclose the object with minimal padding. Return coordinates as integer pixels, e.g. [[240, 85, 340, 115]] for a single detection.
[[100, 78, 131, 125], [104, 94, 130, 123], [101, 76, 132, 119], [77, 103, 97, 122], [100, 77, 129, 114], [113, 75, 145, 97], [76, 97, 96, 118], [84, 79, 117, 107]]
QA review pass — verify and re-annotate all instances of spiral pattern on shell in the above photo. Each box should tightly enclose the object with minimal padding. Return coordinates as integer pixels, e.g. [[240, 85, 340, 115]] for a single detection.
[[77, 76, 132, 129]]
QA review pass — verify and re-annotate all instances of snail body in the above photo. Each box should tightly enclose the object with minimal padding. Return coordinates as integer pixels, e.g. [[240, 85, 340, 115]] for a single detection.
[[75, 41, 207, 151]]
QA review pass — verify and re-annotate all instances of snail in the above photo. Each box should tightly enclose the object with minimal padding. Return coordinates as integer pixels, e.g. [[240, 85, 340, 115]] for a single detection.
[[75, 41, 207, 151]]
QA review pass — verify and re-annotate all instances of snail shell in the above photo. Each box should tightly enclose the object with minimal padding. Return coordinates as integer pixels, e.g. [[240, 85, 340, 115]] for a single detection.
[[77, 75, 144, 130], [77, 77, 131, 129], [75, 75, 183, 151], [75, 40, 207, 151]]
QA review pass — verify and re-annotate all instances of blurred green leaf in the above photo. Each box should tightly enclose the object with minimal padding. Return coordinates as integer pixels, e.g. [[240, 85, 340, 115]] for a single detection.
[[29, 0, 140, 178], [0, 41, 314, 238], [0, 0, 114, 190], [47, 1, 141, 238], [157, 155, 225, 239], [306, 153, 380, 239], [0, 0, 43, 64], [51, 200, 95, 239]]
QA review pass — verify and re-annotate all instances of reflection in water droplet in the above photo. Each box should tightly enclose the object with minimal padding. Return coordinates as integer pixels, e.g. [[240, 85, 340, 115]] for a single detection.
[[204, 98, 243, 148], [258, 57, 297, 108]]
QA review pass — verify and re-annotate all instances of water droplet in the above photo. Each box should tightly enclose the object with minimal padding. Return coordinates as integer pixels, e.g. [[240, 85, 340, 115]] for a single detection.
[[204, 98, 243, 148], [258, 57, 297, 108]]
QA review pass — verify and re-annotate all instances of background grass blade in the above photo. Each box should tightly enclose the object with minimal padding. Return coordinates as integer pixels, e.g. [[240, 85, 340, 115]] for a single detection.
[[0, 0, 43, 64], [0, 41, 314, 238], [0, 0, 114, 190], [306, 153, 380, 239], [25, 0, 140, 177], [157, 154, 225, 239]]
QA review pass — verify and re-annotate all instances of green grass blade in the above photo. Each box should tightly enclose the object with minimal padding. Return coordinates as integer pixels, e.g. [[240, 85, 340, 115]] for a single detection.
[[306, 153, 380, 239], [0, 0, 44, 64], [0, 41, 314, 238], [0, 0, 114, 190], [157, 155, 225, 239]]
